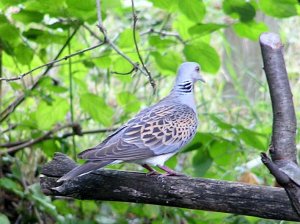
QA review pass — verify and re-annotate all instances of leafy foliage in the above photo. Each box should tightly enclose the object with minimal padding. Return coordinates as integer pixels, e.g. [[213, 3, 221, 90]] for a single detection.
[[0, 0, 299, 223]]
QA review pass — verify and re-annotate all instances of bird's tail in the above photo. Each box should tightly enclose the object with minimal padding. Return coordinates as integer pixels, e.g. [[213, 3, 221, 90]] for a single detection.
[[57, 160, 113, 182]]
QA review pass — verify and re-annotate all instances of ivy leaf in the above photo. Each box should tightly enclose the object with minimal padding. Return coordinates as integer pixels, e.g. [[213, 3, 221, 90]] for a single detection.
[[192, 149, 213, 177], [233, 20, 268, 41], [35, 98, 69, 130], [178, 0, 206, 22], [223, 0, 256, 22], [80, 93, 114, 126], [209, 141, 237, 166], [151, 51, 182, 75], [189, 23, 227, 36], [147, 0, 178, 12], [12, 10, 44, 24], [0, 23, 20, 43], [148, 35, 177, 49], [259, 0, 298, 18], [117, 92, 141, 113], [15, 44, 34, 65], [184, 43, 220, 74], [0, 177, 24, 197], [0, 214, 10, 224], [66, 0, 96, 22], [118, 29, 140, 49]]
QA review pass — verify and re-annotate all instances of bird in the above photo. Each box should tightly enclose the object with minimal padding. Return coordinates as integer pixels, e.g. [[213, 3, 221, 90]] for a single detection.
[[58, 62, 205, 182]]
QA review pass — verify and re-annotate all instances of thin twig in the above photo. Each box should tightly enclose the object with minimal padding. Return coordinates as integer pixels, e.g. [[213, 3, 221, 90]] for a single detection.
[[0, 48, 2, 112], [140, 28, 185, 44], [0, 27, 80, 123], [82, 23, 103, 41], [0, 124, 73, 156], [0, 124, 118, 152], [68, 28, 77, 161], [130, 0, 156, 91], [0, 43, 105, 82], [95, 0, 155, 91], [111, 66, 138, 75]]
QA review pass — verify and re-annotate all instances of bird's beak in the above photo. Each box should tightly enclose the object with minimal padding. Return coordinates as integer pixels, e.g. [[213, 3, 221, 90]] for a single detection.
[[197, 76, 205, 83]]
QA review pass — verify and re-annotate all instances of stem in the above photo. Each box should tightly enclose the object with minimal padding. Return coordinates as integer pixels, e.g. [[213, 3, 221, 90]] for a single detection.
[[130, 0, 156, 92], [68, 28, 77, 161], [0, 26, 81, 123]]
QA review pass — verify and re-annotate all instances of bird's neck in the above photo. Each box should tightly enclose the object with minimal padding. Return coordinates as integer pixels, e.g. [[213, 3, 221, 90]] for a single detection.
[[170, 80, 197, 112], [172, 80, 194, 95]]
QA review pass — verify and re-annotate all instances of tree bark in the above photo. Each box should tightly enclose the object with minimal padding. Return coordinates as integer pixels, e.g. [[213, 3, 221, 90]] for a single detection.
[[259, 32, 300, 215], [40, 153, 300, 221]]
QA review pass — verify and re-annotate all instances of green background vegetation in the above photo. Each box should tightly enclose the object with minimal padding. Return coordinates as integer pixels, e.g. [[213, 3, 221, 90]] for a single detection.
[[0, 0, 300, 223]]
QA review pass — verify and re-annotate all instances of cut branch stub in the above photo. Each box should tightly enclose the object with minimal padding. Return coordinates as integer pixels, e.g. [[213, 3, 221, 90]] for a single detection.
[[259, 32, 300, 217], [260, 33, 297, 162]]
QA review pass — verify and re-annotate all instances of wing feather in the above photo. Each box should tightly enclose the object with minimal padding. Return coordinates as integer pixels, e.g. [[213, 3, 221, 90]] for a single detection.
[[78, 103, 198, 161]]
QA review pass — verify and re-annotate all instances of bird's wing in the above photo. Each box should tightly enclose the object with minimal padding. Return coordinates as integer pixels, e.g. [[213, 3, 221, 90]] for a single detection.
[[79, 103, 198, 161]]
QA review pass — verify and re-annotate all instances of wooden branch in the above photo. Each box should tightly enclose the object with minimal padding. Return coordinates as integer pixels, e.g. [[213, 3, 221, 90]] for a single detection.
[[259, 32, 300, 216], [40, 153, 300, 221]]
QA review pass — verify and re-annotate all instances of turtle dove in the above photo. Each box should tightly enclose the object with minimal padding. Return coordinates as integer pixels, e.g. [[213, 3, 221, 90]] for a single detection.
[[58, 62, 205, 182]]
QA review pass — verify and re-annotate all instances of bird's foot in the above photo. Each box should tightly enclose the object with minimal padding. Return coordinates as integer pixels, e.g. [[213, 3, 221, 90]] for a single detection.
[[142, 164, 160, 176], [157, 165, 185, 177], [146, 170, 160, 176]]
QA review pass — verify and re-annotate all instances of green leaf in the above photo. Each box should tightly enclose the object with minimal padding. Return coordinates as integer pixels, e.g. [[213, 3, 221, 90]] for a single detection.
[[0, 214, 10, 224], [0, 177, 24, 197], [223, 0, 256, 22], [259, 0, 298, 18], [151, 51, 182, 75], [118, 29, 140, 49], [184, 42, 220, 74], [210, 115, 233, 130], [142, 205, 160, 219], [35, 98, 69, 130], [238, 127, 267, 150], [23, 28, 67, 45], [209, 141, 236, 166], [173, 14, 195, 40], [117, 91, 141, 113], [0, 23, 20, 43], [188, 23, 227, 36], [66, 0, 96, 22], [14, 44, 34, 65], [80, 93, 114, 126], [147, 0, 178, 12], [25, 0, 67, 18], [94, 55, 112, 69], [12, 10, 44, 23], [148, 36, 176, 49], [178, 0, 206, 22], [233, 21, 268, 41], [192, 149, 213, 176], [112, 57, 134, 82]]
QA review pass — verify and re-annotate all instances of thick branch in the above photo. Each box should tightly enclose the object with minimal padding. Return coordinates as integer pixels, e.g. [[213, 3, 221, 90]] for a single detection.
[[260, 33, 297, 162], [40, 153, 300, 221], [260, 32, 300, 216]]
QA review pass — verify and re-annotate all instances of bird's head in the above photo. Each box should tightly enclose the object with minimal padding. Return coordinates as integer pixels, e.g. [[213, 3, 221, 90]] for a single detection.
[[176, 62, 205, 84]]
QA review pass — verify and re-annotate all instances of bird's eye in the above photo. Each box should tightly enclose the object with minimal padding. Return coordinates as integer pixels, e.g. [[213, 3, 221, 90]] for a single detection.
[[195, 66, 200, 72]]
